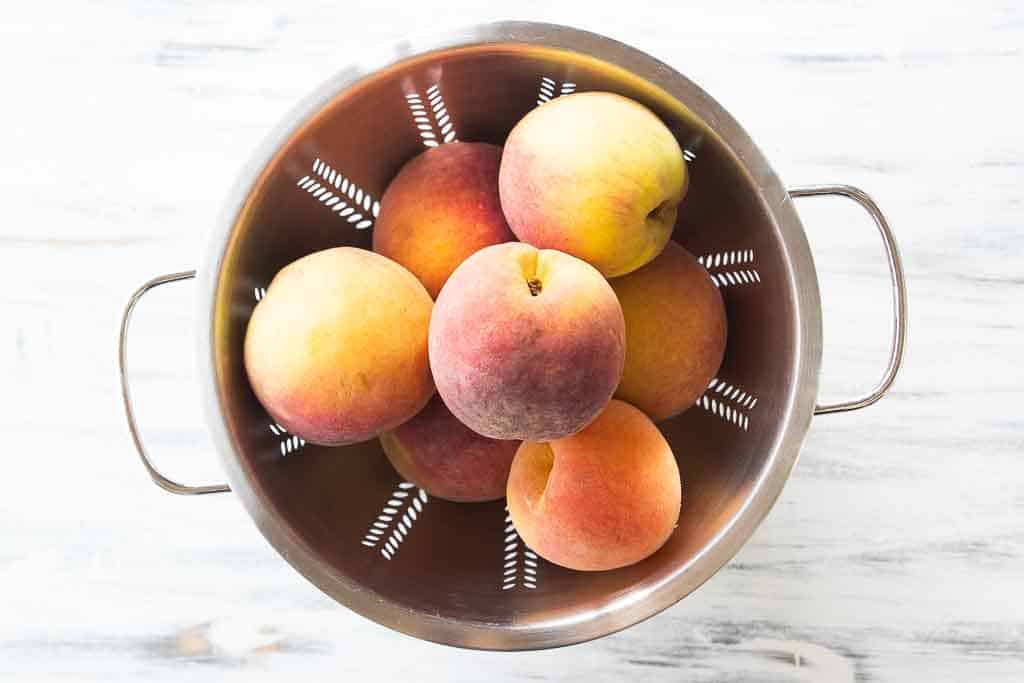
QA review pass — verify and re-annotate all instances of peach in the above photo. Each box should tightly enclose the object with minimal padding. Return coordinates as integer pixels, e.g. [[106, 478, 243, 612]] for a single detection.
[[429, 242, 625, 442], [244, 247, 434, 446], [379, 395, 519, 503], [499, 92, 687, 278], [611, 241, 727, 420], [373, 142, 515, 297], [507, 400, 681, 571]]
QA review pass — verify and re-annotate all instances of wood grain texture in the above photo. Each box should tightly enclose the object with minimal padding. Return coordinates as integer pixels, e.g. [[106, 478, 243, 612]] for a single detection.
[[1, 1, 1021, 681]]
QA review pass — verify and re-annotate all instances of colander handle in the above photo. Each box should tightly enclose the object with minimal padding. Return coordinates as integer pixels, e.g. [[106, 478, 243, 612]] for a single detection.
[[789, 185, 907, 415], [119, 270, 231, 495]]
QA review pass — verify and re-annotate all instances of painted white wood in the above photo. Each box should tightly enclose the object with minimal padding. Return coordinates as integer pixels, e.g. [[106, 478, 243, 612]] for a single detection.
[[1, 1, 1021, 680]]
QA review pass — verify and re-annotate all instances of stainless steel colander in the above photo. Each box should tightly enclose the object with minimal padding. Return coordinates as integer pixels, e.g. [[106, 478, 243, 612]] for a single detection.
[[118, 22, 907, 650]]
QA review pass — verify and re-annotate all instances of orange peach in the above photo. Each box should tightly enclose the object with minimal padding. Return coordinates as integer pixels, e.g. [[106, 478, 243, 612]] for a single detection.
[[373, 142, 515, 297], [244, 247, 434, 446], [611, 241, 727, 420], [507, 400, 681, 571], [379, 395, 518, 503], [499, 92, 687, 277], [429, 242, 625, 441]]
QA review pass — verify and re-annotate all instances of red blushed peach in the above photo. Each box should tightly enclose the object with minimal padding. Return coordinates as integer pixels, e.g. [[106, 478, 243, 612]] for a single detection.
[[379, 395, 519, 503], [243, 247, 434, 446], [611, 241, 727, 420], [499, 92, 687, 278], [429, 242, 625, 442], [373, 142, 515, 298], [506, 400, 681, 571]]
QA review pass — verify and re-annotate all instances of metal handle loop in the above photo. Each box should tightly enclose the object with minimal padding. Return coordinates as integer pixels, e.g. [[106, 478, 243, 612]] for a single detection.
[[119, 270, 230, 495], [789, 185, 908, 415]]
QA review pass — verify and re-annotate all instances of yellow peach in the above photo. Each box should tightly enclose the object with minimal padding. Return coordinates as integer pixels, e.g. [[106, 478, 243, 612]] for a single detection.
[[380, 395, 518, 503], [429, 242, 625, 441], [499, 92, 687, 277], [373, 142, 514, 298], [244, 247, 434, 446], [611, 241, 726, 420], [507, 400, 681, 571]]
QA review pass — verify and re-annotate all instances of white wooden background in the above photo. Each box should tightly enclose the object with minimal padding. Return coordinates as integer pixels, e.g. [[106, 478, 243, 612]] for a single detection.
[[2, 1, 1021, 681]]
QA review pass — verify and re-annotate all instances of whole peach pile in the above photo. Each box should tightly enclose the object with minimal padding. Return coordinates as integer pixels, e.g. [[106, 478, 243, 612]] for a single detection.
[[244, 92, 727, 572]]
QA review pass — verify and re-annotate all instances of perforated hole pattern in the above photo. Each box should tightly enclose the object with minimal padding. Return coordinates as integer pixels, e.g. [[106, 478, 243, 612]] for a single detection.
[[248, 75, 763, 592]]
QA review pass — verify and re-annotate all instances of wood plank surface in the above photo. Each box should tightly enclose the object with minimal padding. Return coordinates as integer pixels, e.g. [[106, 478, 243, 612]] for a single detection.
[[1, 1, 1021, 680]]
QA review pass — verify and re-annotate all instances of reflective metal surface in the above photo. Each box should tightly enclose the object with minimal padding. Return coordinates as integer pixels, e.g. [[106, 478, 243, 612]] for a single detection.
[[118, 270, 230, 495], [789, 185, 908, 415], [118, 22, 905, 649]]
